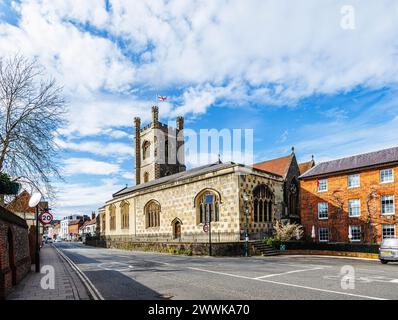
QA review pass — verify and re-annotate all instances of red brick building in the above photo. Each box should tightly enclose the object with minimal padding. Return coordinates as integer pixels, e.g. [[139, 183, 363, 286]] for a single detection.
[[0, 205, 31, 299], [68, 220, 84, 241], [300, 146, 398, 244]]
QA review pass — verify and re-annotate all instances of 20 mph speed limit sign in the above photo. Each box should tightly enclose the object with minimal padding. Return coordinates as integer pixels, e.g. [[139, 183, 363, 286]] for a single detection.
[[39, 211, 53, 225]]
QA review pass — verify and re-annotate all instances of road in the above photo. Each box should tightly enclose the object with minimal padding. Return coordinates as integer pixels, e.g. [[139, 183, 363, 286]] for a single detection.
[[54, 242, 398, 300]]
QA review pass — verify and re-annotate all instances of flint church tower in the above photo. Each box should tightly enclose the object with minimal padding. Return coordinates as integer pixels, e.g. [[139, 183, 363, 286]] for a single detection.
[[134, 106, 186, 185]]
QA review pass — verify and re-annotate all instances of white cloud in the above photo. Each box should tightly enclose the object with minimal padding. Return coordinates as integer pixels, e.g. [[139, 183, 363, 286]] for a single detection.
[[63, 158, 120, 175], [104, 129, 130, 139], [1, 0, 398, 136], [56, 138, 133, 157], [51, 178, 119, 218], [2, 0, 398, 216], [121, 171, 135, 180]]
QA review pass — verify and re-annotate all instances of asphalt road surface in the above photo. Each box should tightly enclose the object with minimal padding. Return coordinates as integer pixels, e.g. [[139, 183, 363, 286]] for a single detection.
[[54, 242, 398, 300]]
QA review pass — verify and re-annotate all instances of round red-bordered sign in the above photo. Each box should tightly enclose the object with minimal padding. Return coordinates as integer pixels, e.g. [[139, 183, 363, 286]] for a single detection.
[[39, 211, 53, 225], [203, 224, 209, 233]]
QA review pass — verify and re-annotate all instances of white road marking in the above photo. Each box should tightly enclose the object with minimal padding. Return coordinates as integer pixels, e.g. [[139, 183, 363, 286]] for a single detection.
[[285, 255, 377, 261], [260, 262, 332, 269], [188, 266, 387, 300], [254, 267, 324, 279]]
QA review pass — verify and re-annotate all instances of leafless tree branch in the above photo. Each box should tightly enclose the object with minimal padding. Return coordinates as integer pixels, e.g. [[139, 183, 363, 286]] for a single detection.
[[0, 54, 67, 198]]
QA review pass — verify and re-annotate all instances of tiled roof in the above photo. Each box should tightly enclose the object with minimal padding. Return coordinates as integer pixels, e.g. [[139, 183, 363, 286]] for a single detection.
[[80, 219, 96, 229], [113, 161, 282, 198], [300, 146, 398, 179], [253, 155, 292, 178], [113, 162, 234, 197], [298, 160, 315, 175], [6, 190, 48, 213]]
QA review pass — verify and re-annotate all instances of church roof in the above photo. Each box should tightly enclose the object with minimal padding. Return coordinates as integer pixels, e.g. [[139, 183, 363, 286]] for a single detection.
[[298, 160, 315, 175], [300, 146, 398, 179], [113, 161, 282, 199], [253, 155, 293, 178]]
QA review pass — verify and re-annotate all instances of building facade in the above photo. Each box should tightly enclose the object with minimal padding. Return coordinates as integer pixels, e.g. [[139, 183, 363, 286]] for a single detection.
[[60, 215, 88, 240], [300, 146, 398, 244], [79, 213, 97, 239], [254, 149, 312, 223], [101, 107, 289, 243]]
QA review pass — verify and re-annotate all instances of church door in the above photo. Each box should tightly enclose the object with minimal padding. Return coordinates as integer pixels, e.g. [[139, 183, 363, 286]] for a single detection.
[[174, 221, 181, 239]]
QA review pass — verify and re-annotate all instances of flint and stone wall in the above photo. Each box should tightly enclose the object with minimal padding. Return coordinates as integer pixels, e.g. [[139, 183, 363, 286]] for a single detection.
[[101, 166, 284, 244]]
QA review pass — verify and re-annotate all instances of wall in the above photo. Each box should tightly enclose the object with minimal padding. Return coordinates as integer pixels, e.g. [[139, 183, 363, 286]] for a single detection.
[[86, 237, 253, 256], [0, 206, 31, 299], [105, 168, 242, 242], [300, 165, 398, 244], [238, 173, 284, 238], [102, 165, 284, 242]]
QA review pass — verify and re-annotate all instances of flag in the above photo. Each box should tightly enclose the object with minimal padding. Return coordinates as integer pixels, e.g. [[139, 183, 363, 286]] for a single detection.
[[157, 95, 167, 101]]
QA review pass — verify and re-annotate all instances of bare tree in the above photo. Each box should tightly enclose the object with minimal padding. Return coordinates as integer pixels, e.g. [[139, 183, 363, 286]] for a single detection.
[[329, 189, 345, 241], [0, 54, 67, 201], [366, 186, 380, 244]]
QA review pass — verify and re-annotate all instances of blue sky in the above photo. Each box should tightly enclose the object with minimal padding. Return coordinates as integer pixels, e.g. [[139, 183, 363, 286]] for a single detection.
[[1, 0, 398, 218]]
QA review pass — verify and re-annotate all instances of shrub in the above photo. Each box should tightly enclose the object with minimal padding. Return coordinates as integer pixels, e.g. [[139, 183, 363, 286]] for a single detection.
[[273, 221, 304, 242]]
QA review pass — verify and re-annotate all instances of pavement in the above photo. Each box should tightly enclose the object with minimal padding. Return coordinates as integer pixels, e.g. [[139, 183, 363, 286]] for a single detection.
[[7, 244, 90, 300], [55, 242, 398, 300]]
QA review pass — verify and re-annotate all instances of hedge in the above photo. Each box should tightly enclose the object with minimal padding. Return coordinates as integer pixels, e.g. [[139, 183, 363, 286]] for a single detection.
[[282, 241, 379, 254]]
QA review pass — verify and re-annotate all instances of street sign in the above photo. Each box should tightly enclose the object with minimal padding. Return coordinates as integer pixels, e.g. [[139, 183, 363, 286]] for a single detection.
[[203, 224, 209, 233], [39, 211, 53, 225]]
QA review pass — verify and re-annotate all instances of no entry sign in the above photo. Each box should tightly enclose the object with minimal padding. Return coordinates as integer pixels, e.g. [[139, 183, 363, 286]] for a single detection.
[[39, 211, 53, 225], [203, 223, 209, 233]]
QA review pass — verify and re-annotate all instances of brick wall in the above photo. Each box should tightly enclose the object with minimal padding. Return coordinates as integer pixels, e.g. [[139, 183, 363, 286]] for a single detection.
[[0, 206, 31, 299], [300, 165, 398, 244]]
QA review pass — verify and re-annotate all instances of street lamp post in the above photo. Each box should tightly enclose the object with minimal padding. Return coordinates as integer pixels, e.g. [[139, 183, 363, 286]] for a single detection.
[[28, 193, 42, 273], [243, 192, 249, 257]]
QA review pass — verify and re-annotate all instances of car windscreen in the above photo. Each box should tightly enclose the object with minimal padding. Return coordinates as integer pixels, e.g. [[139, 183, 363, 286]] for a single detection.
[[382, 239, 398, 247]]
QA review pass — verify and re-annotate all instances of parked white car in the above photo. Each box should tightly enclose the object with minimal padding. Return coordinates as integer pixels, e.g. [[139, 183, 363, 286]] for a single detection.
[[379, 238, 398, 264]]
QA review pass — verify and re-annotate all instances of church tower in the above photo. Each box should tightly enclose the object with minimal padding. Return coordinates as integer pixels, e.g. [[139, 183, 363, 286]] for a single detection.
[[134, 106, 186, 185]]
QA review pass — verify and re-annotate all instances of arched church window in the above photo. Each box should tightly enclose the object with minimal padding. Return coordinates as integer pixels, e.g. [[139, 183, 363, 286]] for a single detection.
[[144, 172, 149, 183], [288, 178, 299, 216], [101, 213, 106, 232], [120, 201, 129, 229], [109, 205, 116, 230], [145, 200, 161, 228], [253, 184, 274, 223], [142, 140, 150, 160], [195, 190, 220, 224]]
